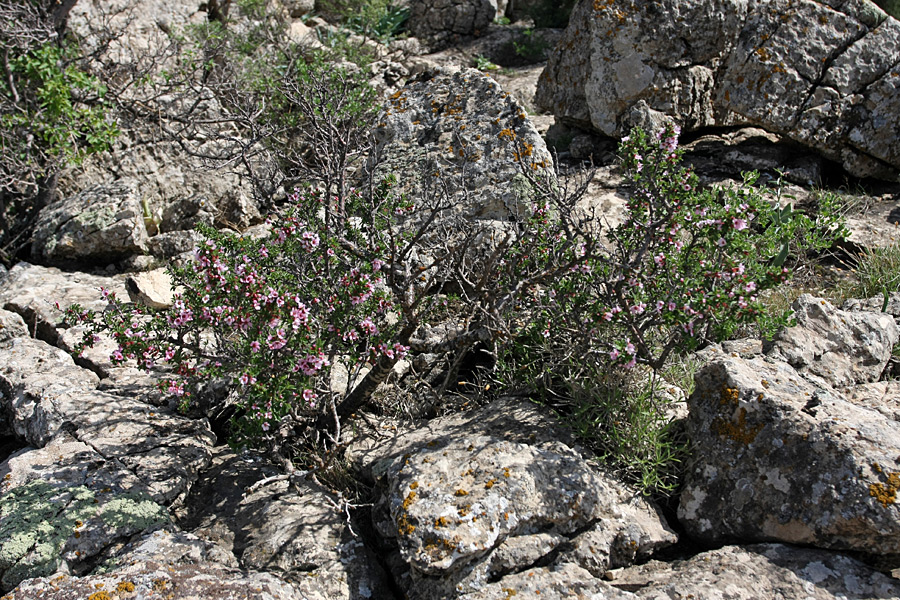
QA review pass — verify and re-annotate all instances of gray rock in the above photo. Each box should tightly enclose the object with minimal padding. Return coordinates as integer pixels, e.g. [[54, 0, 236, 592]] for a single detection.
[[0, 434, 169, 592], [408, 0, 504, 49], [458, 562, 635, 599], [179, 448, 392, 600], [147, 229, 205, 260], [679, 355, 900, 557], [0, 336, 213, 502], [31, 181, 149, 264], [0, 262, 127, 345], [767, 295, 899, 387], [374, 67, 554, 221], [615, 543, 900, 599], [0, 337, 100, 447], [536, 0, 900, 180], [0, 310, 28, 345], [6, 531, 305, 600], [366, 398, 675, 598]]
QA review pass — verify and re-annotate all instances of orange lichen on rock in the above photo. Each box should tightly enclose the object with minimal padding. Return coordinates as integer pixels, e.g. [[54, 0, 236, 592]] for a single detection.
[[869, 472, 900, 508], [714, 407, 763, 445]]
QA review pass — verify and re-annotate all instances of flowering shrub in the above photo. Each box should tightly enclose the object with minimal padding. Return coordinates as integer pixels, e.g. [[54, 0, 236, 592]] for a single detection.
[[68, 184, 412, 448], [496, 122, 845, 493], [511, 123, 843, 373]]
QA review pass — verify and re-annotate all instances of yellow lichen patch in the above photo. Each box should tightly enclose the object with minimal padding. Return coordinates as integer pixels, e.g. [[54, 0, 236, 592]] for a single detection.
[[398, 513, 416, 535], [869, 472, 900, 508], [403, 491, 417, 510], [502, 468, 511, 478], [503, 587, 518, 597], [410, 481, 419, 490], [497, 128, 516, 140], [435, 516, 450, 527], [88, 592, 111, 600], [117, 581, 136, 593], [714, 407, 763, 445], [458, 505, 470, 517], [485, 479, 497, 489], [455, 489, 469, 496], [720, 385, 740, 405]]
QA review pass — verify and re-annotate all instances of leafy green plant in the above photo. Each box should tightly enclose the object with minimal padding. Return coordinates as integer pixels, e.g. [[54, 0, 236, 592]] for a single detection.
[[0, 0, 120, 263], [318, 0, 409, 43], [511, 29, 551, 62], [495, 122, 846, 494], [472, 54, 500, 71], [842, 243, 900, 310]]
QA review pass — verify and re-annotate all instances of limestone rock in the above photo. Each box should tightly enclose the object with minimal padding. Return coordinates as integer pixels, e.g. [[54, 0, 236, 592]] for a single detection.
[[126, 268, 179, 309], [0, 435, 169, 592], [179, 448, 392, 600], [367, 398, 675, 598], [458, 562, 635, 599], [0, 310, 27, 345], [767, 294, 899, 387], [5, 534, 305, 600], [536, 0, 900, 180], [0, 337, 100, 447], [374, 67, 554, 221], [615, 543, 900, 599], [679, 355, 900, 556], [0, 262, 127, 344], [408, 0, 504, 50], [31, 181, 149, 264]]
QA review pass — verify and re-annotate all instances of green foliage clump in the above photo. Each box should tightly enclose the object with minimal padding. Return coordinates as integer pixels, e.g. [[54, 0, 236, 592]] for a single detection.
[[843, 243, 900, 310], [0, 4, 119, 263], [495, 123, 846, 495]]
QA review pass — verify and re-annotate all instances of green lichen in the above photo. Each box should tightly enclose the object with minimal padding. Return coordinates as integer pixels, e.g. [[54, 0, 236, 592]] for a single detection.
[[99, 495, 168, 530], [0, 480, 168, 591]]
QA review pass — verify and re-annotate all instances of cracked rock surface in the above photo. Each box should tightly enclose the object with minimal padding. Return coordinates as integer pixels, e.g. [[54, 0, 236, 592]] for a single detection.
[[536, 0, 900, 179], [680, 314, 900, 554], [366, 398, 676, 598]]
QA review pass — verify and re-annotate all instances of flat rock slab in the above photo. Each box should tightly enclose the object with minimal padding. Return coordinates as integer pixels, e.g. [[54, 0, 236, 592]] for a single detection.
[[0, 435, 169, 592], [0, 262, 127, 345], [614, 543, 900, 599], [679, 354, 900, 556]]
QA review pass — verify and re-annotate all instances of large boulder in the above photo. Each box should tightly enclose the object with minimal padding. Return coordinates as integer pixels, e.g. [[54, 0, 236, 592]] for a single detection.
[[536, 0, 900, 180], [361, 398, 676, 598], [678, 353, 900, 557], [374, 67, 554, 221], [31, 181, 149, 265]]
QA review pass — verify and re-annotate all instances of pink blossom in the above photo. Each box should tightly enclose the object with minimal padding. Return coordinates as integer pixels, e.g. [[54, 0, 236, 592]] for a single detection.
[[610, 349, 620, 360], [732, 218, 748, 231], [250, 341, 261, 352], [359, 317, 377, 336]]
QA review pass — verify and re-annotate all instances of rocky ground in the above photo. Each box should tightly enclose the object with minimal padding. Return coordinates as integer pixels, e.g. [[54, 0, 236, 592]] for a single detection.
[[2, 0, 900, 598]]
